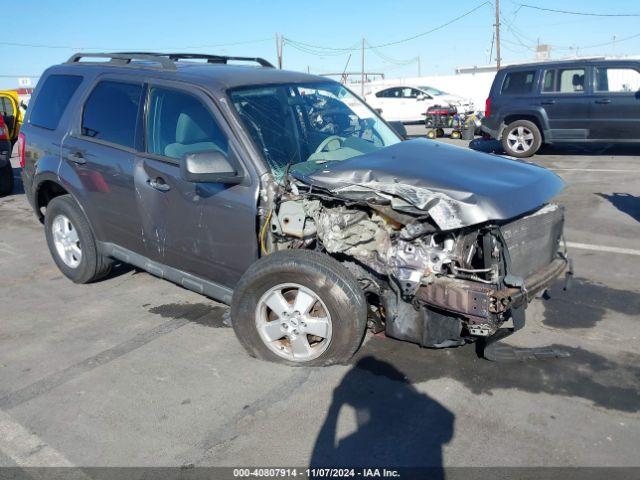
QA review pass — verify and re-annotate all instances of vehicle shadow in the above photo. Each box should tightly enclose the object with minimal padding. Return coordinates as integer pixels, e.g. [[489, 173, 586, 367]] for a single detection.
[[469, 139, 640, 157], [597, 192, 640, 223], [309, 356, 453, 476]]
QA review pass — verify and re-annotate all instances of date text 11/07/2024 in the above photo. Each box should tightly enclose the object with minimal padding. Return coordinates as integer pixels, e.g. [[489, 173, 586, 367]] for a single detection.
[[232, 468, 401, 478]]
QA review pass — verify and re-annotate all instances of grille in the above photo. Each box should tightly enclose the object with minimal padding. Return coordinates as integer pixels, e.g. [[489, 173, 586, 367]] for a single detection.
[[499, 204, 564, 279]]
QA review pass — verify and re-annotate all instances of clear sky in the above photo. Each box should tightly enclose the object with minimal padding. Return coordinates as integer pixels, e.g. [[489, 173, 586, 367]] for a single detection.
[[2, 0, 640, 90]]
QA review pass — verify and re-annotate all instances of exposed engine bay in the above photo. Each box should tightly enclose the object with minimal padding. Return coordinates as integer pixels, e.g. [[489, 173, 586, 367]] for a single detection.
[[259, 174, 568, 349]]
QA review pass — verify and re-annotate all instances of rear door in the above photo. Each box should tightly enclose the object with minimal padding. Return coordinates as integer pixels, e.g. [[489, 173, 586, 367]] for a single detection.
[[589, 64, 640, 140], [61, 77, 145, 252], [372, 87, 405, 122], [135, 81, 259, 288], [538, 65, 591, 140]]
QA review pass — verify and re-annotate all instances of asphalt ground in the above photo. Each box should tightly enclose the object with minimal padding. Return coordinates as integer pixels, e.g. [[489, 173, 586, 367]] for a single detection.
[[1, 134, 639, 473]]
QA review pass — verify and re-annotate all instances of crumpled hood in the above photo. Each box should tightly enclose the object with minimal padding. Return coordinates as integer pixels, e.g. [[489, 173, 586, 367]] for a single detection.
[[291, 138, 564, 230]]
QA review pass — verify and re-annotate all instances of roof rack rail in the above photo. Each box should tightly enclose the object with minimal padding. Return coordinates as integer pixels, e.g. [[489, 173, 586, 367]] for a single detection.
[[66, 52, 177, 70], [162, 53, 274, 68], [66, 52, 275, 70]]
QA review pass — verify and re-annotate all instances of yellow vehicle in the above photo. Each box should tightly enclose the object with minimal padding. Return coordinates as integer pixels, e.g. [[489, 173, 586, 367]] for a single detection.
[[0, 90, 23, 145]]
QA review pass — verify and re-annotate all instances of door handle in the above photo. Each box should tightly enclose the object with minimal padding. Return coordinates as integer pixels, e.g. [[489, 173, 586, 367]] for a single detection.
[[594, 98, 611, 104], [67, 151, 86, 164], [147, 177, 170, 192], [540, 100, 556, 105]]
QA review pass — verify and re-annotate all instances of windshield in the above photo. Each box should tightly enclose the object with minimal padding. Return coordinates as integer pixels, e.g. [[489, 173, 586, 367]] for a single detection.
[[229, 81, 400, 181], [420, 86, 448, 96]]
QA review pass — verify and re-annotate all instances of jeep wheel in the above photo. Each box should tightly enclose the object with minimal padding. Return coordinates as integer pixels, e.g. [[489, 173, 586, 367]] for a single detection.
[[231, 250, 367, 366], [44, 195, 113, 283], [0, 161, 13, 196], [501, 120, 542, 158]]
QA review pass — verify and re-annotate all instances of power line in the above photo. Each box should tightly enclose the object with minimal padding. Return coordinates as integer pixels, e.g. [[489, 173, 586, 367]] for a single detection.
[[518, 4, 640, 17], [372, 1, 491, 48], [284, 1, 490, 52]]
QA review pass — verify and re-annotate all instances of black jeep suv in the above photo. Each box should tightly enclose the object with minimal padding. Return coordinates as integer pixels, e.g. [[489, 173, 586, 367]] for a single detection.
[[21, 52, 568, 365], [482, 59, 640, 157]]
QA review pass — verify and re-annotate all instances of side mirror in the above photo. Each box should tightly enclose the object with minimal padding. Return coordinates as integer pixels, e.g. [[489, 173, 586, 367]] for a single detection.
[[417, 94, 426, 101], [388, 121, 407, 139], [180, 150, 243, 185]]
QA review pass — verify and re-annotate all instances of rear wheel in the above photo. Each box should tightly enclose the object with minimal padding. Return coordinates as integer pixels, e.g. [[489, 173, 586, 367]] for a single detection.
[[501, 120, 542, 158], [44, 195, 113, 283], [231, 250, 367, 366], [0, 161, 13, 196]]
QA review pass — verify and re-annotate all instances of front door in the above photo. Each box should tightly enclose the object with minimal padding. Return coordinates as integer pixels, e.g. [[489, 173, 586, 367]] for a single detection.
[[135, 82, 258, 288], [61, 79, 145, 252], [0, 92, 20, 144], [539, 66, 591, 140], [589, 64, 640, 140]]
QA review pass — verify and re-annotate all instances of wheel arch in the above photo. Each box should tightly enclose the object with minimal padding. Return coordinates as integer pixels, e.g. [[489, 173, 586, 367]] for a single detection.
[[34, 177, 102, 248]]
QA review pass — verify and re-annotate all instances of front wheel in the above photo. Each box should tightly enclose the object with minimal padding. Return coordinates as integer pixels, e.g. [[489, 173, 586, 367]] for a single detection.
[[501, 120, 542, 158], [230, 250, 367, 366]]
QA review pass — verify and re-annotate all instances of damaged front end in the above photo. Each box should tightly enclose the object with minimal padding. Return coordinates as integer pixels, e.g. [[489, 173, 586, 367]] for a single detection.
[[255, 139, 569, 352]]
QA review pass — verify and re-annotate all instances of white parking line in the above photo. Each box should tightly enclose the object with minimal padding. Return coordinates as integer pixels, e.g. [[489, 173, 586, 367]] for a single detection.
[[566, 241, 640, 256], [0, 409, 74, 467], [551, 168, 639, 173]]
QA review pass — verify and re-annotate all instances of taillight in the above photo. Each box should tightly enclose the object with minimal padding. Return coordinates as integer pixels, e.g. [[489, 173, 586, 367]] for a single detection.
[[0, 117, 8, 141], [484, 97, 492, 117], [18, 132, 26, 168]]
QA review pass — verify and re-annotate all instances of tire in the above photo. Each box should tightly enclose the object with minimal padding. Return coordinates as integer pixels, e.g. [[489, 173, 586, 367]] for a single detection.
[[450, 130, 461, 140], [0, 161, 13, 196], [426, 129, 437, 139], [44, 194, 113, 283], [501, 120, 542, 158], [231, 250, 368, 366]]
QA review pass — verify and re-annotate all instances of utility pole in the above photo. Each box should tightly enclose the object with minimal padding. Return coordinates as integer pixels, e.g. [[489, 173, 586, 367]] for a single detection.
[[417, 56, 421, 77], [495, 0, 501, 70], [275, 33, 283, 69], [361, 38, 365, 98]]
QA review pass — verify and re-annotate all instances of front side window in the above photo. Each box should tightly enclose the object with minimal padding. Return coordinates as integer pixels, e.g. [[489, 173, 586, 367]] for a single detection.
[[401, 87, 419, 98], [81, 81, 142, 148], [230, 81, 400, 181], [30, 74, 83, 130], [595, 67, 640, 93], [145, 87, 228, 160], [501, 70, 536, 95], [0, 97, 15, 117]]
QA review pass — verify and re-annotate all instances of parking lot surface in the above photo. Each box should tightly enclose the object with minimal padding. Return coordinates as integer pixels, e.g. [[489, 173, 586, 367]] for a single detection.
[[1, 138, 639, 468]]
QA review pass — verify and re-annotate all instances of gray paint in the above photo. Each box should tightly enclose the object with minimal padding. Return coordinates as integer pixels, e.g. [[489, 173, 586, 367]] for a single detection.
[[292, 138, 564, 229]]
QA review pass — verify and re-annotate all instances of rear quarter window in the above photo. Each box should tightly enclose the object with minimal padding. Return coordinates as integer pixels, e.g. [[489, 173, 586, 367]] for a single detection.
[[501, 70, 536, 95], [29, 74, 83, 130]]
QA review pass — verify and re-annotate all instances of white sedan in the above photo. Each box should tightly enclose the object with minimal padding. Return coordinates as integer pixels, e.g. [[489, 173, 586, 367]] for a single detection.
[[364, 86, 443, 123], [365, 85, 474, 123]]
